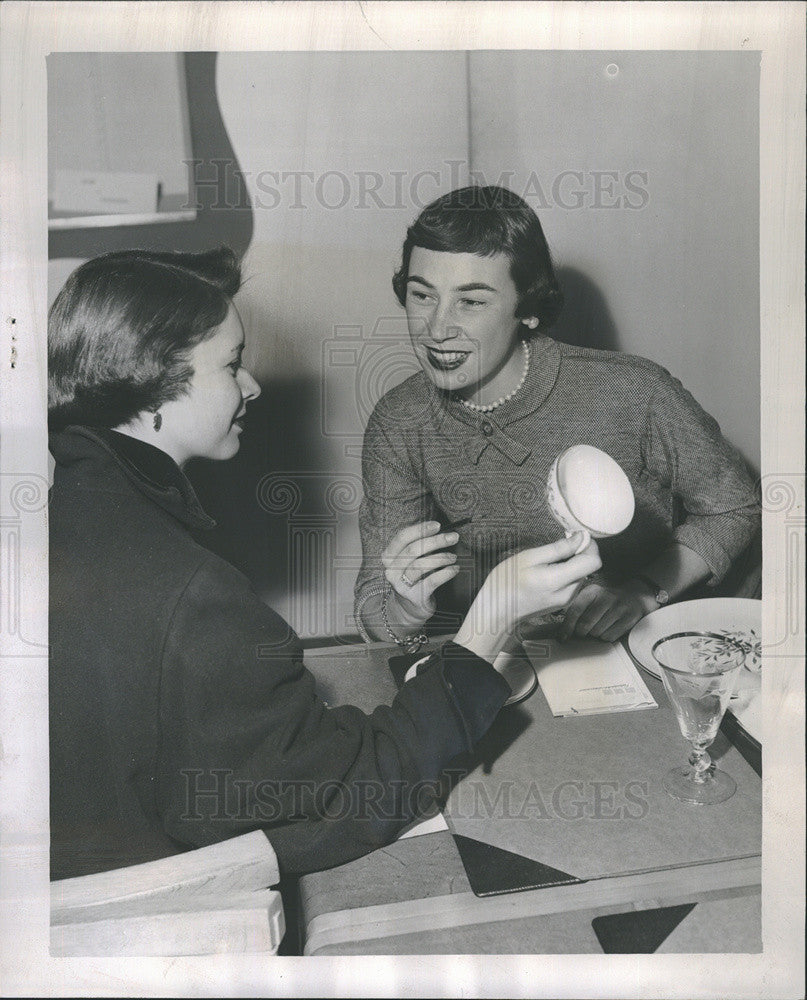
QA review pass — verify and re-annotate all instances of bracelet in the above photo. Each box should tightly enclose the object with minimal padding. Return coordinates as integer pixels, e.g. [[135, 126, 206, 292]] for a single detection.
[[381, 584, 428, 653]]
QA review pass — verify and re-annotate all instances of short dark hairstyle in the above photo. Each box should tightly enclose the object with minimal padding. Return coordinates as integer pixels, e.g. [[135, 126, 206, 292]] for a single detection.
[[392, 185, 563, 327], [48, 246, 241, 430]]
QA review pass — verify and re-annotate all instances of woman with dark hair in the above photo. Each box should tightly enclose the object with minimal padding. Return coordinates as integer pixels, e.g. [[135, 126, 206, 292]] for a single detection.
[[48, 245, 599, 881], [354, 185, 760, 649], [390, 183, 564, 329]]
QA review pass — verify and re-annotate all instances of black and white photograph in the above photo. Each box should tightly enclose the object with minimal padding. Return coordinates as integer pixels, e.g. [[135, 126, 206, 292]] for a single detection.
[[0, 2, 804, 997]]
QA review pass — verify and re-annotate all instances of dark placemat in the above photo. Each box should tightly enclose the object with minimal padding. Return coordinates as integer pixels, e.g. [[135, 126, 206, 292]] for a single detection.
[[592, 902, 698, 953], [453, 834, 584, 897], [720, 711, 762, 776]]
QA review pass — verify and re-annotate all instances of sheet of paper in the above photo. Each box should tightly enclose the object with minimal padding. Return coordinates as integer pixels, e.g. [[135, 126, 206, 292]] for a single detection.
[[524, 638, 657, 717], [396, 812, 449, 840]]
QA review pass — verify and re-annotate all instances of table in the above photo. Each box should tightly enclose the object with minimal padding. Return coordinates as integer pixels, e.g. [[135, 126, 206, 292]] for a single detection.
[[299, 639, 762, 955]]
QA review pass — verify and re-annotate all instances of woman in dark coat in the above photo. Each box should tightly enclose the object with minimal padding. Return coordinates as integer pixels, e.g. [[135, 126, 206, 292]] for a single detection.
[[48, 247, 599, 880]]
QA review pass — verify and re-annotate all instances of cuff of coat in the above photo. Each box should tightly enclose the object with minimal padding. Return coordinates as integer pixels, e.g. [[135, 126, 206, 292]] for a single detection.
[[673, 522, 733, 585], [438, 641, 512, 740]]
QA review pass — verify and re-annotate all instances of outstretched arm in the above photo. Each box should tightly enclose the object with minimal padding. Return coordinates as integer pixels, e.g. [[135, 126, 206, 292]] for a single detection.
[[158, 538, 599, 875]]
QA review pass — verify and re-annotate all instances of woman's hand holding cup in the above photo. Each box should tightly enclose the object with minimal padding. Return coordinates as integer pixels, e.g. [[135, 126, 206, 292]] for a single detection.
[[381, 520, 461, 627], [455, 533, 602, 664]]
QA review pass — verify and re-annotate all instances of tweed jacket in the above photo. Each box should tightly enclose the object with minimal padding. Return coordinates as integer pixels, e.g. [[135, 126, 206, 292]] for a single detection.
[[355, 336, 760, 637]]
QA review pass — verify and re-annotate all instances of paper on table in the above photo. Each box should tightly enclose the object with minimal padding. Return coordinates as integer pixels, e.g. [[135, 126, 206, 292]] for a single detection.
[[396, 812, 449, 840], [524, 638, 658, 716]]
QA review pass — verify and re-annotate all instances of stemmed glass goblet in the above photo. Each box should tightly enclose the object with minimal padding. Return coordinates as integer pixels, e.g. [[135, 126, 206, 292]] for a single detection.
[[652, 631, 746, 805]]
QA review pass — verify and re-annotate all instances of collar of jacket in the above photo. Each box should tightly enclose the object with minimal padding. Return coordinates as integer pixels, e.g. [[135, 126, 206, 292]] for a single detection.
[[424, 335, 563, 466], [49, 425, 217, 531]]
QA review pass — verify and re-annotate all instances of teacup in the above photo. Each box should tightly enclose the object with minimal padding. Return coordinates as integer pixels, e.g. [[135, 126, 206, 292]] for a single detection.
[[546, 444, 635, 552]]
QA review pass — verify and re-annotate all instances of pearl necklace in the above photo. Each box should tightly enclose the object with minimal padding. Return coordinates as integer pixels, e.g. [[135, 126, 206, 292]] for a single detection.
[[460, 339, 531, 413]]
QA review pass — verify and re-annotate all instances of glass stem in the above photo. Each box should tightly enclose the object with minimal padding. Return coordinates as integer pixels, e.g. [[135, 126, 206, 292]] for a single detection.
[[689, 744, 713, 783]]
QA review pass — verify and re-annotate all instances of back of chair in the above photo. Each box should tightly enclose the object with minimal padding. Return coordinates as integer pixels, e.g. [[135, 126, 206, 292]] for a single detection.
[[51, 831, 285, 956]]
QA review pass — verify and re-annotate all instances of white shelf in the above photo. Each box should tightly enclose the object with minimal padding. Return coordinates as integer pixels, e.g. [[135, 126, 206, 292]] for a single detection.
[[49, 210, 197, 231]]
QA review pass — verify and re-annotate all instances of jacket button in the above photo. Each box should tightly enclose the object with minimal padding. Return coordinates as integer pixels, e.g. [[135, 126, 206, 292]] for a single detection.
[[481, 421, 493, 436]]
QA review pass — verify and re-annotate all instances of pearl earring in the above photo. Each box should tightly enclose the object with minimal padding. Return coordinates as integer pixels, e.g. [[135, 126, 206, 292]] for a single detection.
[[153, 412, 162, 432], [523, 317, 539, 330]]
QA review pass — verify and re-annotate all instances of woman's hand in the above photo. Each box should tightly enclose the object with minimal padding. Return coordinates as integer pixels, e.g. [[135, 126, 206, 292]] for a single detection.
[[557, 579, 657, 643], [455, 533, 602, 664], [381, 521, 460, 627]]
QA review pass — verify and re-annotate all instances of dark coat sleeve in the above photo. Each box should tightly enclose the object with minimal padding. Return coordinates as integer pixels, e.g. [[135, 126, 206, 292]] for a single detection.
[[155, 555, 509, 874]]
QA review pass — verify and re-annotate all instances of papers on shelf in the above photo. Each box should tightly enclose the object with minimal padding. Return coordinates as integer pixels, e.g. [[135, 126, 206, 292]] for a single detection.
[[523, 638, 658, 717], [52, 169, 159, 215]]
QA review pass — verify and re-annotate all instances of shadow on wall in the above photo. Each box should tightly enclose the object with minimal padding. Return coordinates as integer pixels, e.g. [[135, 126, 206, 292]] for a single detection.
[[185, 377, 328, 610], [551, 266, 621, 353]]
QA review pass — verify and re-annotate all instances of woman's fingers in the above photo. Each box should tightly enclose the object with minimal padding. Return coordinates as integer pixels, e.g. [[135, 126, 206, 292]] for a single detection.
[[598, 614, 635, 643], [516, 533, 584, 565], [382, 522, 459, 569], [386, 550, 458, 588], [559, 581, 649, 642], [556, 586, 594, 639], [516, 535, 601, 575], [521, 543, 602, 588], [382, 521, 462, 616], [382, 521, 441, 563], [386, 560, 458, 621], [557, 584, 612, 639], [419, 564, 460, 597], [564, 546, 603, 583], [586, 605, 624, 639], [399, 530, 459, 565]]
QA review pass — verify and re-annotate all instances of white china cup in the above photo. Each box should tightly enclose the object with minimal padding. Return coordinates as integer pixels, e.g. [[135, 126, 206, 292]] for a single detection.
[[546, 444, 635, 553]]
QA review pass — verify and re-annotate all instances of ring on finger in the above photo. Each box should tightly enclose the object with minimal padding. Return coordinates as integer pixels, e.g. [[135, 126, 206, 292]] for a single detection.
[[401, 570, 416, 587]]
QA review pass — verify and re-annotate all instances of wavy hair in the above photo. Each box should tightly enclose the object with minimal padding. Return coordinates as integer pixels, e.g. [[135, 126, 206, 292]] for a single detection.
[[48, 246, 241, 430], [392, 185, 563, 327]]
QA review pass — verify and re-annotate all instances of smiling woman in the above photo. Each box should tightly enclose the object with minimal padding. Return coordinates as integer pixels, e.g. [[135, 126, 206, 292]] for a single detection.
[[47, 247, 250, 441], [113, 304, 261, 467], [354, 185, 760, 649], [404, 248, 528, 404]]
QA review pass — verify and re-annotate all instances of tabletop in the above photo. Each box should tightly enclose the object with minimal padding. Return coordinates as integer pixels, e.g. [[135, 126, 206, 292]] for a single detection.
[[298, 636, 762, 955]]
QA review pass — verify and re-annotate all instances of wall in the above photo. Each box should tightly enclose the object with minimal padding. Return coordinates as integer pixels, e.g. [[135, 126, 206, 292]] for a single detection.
[[48, 53, 192, 206], [214, 51, 471, 635], [48, 53, 253, 263], [48, 50, 760, 640], [468, 50, 760, 469]]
